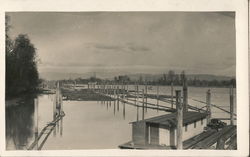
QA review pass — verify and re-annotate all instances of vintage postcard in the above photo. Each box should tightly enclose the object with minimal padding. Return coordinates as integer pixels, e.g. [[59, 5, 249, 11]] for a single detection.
[[0, 0, 248, 156]]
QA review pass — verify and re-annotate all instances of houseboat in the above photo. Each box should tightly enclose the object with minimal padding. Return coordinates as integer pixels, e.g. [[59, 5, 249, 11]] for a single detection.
[[119, 111, 208, 149]]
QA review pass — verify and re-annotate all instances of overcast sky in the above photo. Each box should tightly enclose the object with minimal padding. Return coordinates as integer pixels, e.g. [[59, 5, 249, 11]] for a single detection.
[[7, 12, 236, 76]]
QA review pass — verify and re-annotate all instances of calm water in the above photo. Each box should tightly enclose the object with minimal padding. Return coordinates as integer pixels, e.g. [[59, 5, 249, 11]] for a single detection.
[[6, 85, 236, 150]]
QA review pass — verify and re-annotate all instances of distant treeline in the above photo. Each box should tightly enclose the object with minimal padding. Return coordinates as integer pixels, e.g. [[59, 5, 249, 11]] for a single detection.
[[59, 70, 236, 88], [6, 16, 39, 98]]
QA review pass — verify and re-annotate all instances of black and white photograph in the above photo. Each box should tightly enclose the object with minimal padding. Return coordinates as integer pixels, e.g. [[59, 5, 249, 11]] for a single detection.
[[5, 11, 237, 150], [0, 0, 249, 156]]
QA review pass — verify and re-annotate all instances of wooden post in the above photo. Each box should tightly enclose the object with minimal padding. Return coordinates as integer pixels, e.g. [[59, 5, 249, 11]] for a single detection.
[[117, 86, 119, 111], [183, 77, 188, 112], [230, 87, 235, 125], [109, 85, 111, 107], [113, 85, 116, 106], [142, 89, 145, 120], [134, 83, 137, 105], [123, 101, 126, 119], [145, 83, 148, 112], [127, 84, 129, 101], [206, 89, 211, 124], [176, 90, 183, 149], [157, 85, 159, 111], [136, 84, 139, 105], [171, 82, 174, 108]]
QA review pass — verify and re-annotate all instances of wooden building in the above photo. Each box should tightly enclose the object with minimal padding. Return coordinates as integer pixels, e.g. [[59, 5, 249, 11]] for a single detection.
[[130, 111, 208, 148]]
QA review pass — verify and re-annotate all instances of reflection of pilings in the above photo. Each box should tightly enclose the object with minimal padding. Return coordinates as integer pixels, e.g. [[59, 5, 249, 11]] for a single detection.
[[123, 101, 126, 119], [60, 118, 63, 136], [117, 86, 119, 111], [34, 98, 38, 150]]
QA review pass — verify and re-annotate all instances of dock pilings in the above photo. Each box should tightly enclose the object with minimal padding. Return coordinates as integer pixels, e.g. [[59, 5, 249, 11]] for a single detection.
[[206, 89, 211, 124], [176, 90, 183, 149]]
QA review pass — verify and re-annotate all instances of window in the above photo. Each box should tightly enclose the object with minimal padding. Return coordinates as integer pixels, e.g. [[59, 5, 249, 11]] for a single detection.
[[201, 118, 203, 125], [194, 121, 196, 128], [185, 125, 188, 132]]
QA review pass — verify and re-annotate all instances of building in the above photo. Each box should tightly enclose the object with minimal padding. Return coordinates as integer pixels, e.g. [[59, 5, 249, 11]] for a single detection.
[[123, 111, 208, 148]]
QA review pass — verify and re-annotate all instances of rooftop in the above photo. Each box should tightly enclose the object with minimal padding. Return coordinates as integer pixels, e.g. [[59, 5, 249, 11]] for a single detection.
[[131, 111, 207, 128]]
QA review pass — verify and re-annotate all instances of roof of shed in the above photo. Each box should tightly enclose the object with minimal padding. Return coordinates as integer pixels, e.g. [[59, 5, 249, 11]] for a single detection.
[[131, 111, 207, 128]]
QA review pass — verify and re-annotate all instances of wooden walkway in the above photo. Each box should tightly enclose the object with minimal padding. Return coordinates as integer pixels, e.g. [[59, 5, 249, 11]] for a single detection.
[[97, 91, 205, 113], [184, 125, 236, 149], [28, 112, 65, 150]]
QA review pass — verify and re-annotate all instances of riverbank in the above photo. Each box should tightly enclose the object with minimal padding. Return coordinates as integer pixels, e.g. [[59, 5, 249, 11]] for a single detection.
[[6, 88, 54, 107]]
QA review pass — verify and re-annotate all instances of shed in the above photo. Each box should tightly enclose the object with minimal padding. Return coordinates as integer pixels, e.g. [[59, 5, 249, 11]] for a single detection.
[[131, 111, 208, 147]]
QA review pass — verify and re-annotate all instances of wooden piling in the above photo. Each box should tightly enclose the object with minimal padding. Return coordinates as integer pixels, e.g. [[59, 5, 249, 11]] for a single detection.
[[176, 90, 183, 149], [123, 102, 126, 119], [171, 82, 174, 108], [230, 87, 235, 125], [183, 77, 188, 112], [136, 84, 139, 121], [145, 83, 148, 112], [113, 85, 116, 106], [126, 84, 129, 100], [134, 83, 137, 104], [142, 89, 145, 120], [157, 85, 159, 111], [109, 85, 111, 107], [117, 85, 119, 111], [136, 84, 139, 103], [206, 89, 211, 124]]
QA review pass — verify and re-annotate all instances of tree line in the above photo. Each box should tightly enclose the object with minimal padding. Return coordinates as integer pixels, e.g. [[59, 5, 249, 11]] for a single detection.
[[59, 70, 236, 88], [6, 16, 39, 98]]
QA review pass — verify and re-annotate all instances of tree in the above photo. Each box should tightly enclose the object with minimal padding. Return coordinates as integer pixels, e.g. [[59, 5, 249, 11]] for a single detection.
[[6, 32, 39, 97]]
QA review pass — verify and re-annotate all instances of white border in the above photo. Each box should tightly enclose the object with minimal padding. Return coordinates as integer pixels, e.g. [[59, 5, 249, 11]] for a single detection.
[[0, 0, 248, 156]]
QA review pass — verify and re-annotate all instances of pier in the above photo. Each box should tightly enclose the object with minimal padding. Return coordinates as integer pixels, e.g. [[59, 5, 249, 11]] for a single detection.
[[37, 75, 236, 150]]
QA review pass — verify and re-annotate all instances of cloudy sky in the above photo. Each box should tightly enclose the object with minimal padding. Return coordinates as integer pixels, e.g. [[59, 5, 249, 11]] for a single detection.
[[7, 12, 235, 76]]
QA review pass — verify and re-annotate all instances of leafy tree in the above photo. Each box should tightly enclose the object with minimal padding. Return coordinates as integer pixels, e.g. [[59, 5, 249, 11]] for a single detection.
[[5, 16, 39, 97]]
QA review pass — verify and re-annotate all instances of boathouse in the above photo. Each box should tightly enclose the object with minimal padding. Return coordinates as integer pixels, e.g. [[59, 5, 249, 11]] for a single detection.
[[130, 111, 208, 147]]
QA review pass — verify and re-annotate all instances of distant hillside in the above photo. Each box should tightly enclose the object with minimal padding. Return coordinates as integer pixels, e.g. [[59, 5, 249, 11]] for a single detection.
[[40, 72, 234, 81]]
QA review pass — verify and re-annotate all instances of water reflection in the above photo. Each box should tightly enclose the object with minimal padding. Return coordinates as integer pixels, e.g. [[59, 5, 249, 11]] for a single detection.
[[6, 86, 234, 150], [123, 102, 126, 119], [6, 97, 35, 150]]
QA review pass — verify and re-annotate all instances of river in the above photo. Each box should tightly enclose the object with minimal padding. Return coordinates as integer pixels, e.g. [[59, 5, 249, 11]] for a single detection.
[[5, 85, 236, 150]]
